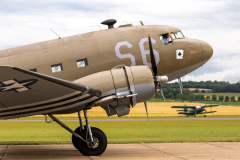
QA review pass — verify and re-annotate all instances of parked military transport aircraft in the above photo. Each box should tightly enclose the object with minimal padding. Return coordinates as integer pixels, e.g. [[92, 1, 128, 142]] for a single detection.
[[0, 19, 213, 155], [172, 104, 218, 117]]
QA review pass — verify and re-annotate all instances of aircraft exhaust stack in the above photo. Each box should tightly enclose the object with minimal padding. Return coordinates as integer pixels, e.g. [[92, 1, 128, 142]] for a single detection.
[[101, 19, 117, 29]]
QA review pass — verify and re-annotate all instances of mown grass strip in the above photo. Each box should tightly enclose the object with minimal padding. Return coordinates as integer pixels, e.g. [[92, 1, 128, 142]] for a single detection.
[[1, 120, 240, 144]]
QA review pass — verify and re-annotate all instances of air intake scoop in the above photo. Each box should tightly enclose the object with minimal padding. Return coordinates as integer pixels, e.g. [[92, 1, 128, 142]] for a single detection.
[[101, 19, 117, 29]]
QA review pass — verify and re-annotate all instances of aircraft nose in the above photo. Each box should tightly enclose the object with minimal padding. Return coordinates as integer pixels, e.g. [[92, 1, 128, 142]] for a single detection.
[[201, 41, 213, 60]]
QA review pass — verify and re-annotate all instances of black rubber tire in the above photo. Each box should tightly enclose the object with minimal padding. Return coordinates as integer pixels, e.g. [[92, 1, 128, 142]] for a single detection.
[[72, 127, 82, 150], [75, 127, 107, 156]]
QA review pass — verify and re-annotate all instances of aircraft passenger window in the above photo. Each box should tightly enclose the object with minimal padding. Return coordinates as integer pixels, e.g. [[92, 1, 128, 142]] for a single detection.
[[174, 32, 184, 38], [51, 63, 63, 73], [160, 35, 164, 44], [29, 68, 37, 72], [160, 34, 172, 44], [77, 58, 88, 68]]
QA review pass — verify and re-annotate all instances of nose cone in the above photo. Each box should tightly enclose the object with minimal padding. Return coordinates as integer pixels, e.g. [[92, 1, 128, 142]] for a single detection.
[[201, 41, 213, 60]]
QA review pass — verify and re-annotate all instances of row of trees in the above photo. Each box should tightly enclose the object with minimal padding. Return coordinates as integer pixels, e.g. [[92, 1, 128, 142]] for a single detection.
[[162, 80, 240, 93], [155, 88, 240, 102], [211, 95, 239, 102], [155, 88, 202, 101]]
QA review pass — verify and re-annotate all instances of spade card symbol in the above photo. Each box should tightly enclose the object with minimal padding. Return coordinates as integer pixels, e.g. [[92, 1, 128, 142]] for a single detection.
[[176, 50, 183, 59]]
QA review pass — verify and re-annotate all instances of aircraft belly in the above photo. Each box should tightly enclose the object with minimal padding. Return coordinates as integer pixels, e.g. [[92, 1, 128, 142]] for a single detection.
[[166, 61, 206, 81], [187, 60, 208, 74]]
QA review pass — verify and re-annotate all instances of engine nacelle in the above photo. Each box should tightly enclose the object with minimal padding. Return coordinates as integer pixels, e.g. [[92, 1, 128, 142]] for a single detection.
[[74, 65, 155, 117]]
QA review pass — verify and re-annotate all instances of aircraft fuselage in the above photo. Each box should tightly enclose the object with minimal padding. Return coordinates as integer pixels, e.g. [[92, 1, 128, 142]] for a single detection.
[[0, 25, 213, 82]]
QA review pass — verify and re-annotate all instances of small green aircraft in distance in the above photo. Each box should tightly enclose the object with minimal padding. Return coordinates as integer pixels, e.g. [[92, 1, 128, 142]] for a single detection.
[[171, 104, 219, 117]]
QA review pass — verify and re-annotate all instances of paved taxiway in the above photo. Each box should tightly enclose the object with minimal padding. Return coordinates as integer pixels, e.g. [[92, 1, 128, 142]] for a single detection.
[[1, 143, 240, 160], [1, 117, 240, 122]]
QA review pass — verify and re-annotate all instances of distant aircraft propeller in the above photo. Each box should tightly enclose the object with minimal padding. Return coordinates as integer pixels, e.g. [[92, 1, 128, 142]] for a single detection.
[[201, 107, 205, 113]]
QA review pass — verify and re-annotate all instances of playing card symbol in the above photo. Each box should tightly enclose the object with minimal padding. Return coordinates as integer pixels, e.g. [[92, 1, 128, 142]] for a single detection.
[[176, 50, 184, 59]]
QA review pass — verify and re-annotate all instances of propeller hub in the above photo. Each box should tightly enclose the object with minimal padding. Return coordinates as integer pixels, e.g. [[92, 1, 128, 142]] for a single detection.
[[155, 76, 168, 85]]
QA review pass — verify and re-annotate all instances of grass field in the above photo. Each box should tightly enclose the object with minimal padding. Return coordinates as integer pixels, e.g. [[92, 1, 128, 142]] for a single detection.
[[187, 88, 212, 91], [1, 101, 240, 144], [84, 101, 240, 117], [1, 120, 240, 144], [22, 101, 240, 118]]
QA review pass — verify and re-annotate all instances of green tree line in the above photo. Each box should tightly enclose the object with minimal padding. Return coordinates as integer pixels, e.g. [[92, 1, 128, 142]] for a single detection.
[[162, 80, 240, 93], [155, 88, 240, 102]]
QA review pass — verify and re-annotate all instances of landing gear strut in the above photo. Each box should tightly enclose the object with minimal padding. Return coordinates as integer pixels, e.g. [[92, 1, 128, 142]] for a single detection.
[[48, 110, 107, 156]]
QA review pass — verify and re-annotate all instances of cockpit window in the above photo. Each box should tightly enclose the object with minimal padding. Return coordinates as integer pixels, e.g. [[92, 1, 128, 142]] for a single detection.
[[173, 32, 184, 39], [171, 33, 176, 39], [160, 33, 172, 44]]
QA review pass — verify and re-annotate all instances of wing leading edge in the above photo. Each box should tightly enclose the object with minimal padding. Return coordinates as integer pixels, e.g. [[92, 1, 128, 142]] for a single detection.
[[171, 106, 196, 109], [0, 66, 102, 120], [203, 104, 219, 107]]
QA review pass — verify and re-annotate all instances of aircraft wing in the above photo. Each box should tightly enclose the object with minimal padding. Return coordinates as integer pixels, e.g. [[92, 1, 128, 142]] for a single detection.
[[203, 111, 217, 114], [178, 112, 192, 115], [171, 106, 196, 109], [202, 104, 219, 107], [0, 66, 102, 120]]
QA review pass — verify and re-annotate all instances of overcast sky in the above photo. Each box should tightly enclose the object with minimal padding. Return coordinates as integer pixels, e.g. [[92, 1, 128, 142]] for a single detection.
[[0, 0, 239, 83]]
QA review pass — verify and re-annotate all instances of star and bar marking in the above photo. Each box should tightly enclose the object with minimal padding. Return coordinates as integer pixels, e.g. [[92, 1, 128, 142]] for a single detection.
[[0, 79, 38, 93]]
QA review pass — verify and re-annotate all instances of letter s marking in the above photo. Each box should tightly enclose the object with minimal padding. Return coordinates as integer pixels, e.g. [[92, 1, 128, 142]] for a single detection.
[[139, 38, 160, 67], [115, 41, 136, 66]]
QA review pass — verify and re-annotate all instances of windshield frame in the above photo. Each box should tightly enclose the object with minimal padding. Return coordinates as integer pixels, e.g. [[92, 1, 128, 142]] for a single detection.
[[171, 31, 185, 39]]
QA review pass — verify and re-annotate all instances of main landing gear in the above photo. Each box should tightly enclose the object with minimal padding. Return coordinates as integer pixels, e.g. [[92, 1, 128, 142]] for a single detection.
[[48, 110, 107, 156]]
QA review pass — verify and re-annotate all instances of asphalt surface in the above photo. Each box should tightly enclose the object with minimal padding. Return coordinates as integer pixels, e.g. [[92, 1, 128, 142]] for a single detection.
[[1, 117, 240, 122], [1, 143, 240, 160]]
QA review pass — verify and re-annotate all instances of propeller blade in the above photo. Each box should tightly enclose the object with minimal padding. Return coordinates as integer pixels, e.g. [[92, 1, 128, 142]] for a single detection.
[[148, 34, 158, 77], [159, 84, 166, 102], [144, 101, 149, 122]]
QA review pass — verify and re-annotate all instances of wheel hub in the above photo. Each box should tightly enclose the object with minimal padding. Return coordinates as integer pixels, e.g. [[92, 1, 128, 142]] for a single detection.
[[87, 137, 99, 149]]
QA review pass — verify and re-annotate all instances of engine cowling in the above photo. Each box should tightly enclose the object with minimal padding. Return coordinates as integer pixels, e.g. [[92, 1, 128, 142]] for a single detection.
[[74, 65, 156, 117]]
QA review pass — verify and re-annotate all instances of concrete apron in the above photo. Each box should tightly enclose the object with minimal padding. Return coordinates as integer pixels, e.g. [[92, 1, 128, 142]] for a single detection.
[[0, 143, 240, 160]]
